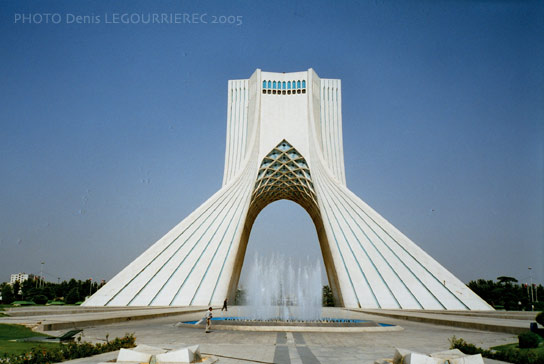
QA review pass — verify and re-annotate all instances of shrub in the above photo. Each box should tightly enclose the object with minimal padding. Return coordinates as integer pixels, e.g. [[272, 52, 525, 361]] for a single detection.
[[449, 336, 491, 356], [0, 333, 135, 364], [536, 311, 544, 327], [450, 335, 544, 364], [322, 285, 335, 307], [518, 331, 540, 349], [32, 295, 48, 305]]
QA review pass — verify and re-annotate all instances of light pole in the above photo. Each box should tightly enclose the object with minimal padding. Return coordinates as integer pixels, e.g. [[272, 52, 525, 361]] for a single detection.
[[40, 262, 44, 288], [528, 267, 534, 310]]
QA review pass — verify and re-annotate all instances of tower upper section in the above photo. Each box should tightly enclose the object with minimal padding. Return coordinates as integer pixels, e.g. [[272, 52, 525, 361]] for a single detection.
[[222, 69, 346, 187]]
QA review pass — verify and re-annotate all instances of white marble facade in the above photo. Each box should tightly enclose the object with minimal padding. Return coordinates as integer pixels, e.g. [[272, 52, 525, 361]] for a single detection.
[[84, 69, 493, 310]]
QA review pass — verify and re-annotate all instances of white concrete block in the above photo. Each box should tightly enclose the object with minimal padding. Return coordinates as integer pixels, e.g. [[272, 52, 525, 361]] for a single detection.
[[133, 344, 167, 354], [430, 349, 466, 360], [187, 345, 201, 361], [156, 347, 193, 363], [393, 348, 417, 364], [430, 349, 483, 364], [117, 348, 152, 363], [404, 352, 442, 364]]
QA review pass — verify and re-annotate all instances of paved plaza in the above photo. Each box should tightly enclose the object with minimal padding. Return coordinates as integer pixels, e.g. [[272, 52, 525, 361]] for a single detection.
[[2, 306, 527, 364]]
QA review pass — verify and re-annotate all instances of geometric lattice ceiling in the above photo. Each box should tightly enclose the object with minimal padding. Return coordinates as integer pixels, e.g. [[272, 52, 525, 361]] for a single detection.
[[251, 139, 318, 211]]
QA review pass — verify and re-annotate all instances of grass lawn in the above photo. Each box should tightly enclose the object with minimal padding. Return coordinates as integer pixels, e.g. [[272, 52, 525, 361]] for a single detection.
[[491, 341, 544, 359], [0, 324, 61, 356]]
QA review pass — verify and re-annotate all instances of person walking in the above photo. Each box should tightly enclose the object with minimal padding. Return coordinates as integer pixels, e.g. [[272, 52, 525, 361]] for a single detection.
[[205, 307, 213, 333], [221, 298, 228, 312]]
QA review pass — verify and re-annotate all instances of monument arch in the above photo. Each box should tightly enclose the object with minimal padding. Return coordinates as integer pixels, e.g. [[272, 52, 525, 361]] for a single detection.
[[84, 69, 492, 310]]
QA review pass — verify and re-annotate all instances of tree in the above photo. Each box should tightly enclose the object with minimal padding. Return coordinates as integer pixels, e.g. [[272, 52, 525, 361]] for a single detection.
[[81, 280, 91, 298], [322, 285, 335, 307], [1, 284, 14, 304], [56, 281, 68, 299], [42, 286, 54, 300], [20, 279, 34, 300], [468, 276, 538, 310], [68, 278, 78, 291], [497, 276, 518, 285], [65, 287, 80, 304], [26, 287, 43, 303], [12, 281, 21, 300]]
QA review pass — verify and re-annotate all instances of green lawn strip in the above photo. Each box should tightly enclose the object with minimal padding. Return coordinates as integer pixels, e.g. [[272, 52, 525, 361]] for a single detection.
[[0, 340, 61, 356], [0, 324, 60, 356], [491, 342, 544, 354]]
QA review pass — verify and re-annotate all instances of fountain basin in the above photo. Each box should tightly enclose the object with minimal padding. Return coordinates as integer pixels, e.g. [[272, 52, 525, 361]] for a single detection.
[[177, 317, 403, 332]]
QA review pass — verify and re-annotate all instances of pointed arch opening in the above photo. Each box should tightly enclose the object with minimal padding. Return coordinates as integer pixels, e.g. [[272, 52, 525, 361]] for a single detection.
[[226, 140, 343, 306], [237, 200, 326, 297]]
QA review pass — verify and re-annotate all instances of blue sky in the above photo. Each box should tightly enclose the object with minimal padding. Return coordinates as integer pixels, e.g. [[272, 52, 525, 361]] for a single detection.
[[1, 0, 542, 287]]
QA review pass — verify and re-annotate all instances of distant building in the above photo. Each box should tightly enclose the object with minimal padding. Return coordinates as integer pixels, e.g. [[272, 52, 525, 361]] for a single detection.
[[10, 273, 35, 285]]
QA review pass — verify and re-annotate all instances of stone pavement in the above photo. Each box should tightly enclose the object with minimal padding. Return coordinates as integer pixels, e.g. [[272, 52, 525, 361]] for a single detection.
[[3, 306, 521, 364], [352, 309, 538, 334]]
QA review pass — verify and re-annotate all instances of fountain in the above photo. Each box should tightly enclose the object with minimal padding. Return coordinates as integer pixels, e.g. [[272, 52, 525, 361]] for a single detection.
[[177, 254, 402, 332], [244, 254, 322, 321]]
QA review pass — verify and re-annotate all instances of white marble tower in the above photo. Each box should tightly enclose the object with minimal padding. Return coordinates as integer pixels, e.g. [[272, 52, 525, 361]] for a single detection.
[[84, 69, 492, 310]]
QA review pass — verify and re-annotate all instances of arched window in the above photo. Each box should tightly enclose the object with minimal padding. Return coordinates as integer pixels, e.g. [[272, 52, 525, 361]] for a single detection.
[[297, 80, 301, 89], [287, 81, 291, 89], [273, 81, 276, 89], [268, 81, 271, 88], [282, 81, 286, 90], [263, 81, 267, 89], [302, 80, 306, 88]]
